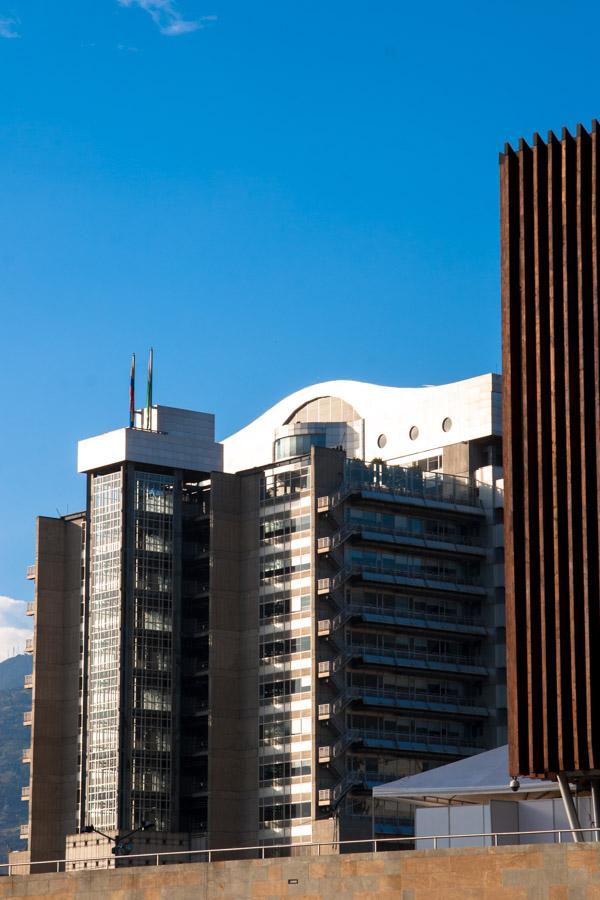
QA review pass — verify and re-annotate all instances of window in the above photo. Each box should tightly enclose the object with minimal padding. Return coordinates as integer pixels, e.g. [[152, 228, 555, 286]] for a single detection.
[[442, 417, 453, 432], [377, 434, 387, 449], [409, 426, 419, 441], [274, 434, 326, 461]]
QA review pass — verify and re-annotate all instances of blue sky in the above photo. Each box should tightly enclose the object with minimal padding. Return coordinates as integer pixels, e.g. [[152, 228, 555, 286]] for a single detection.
[[0, 0, 599, 618]]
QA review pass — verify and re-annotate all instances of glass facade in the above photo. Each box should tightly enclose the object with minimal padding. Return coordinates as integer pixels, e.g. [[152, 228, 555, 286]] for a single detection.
[[131, 472, 175, 832], [258, 460, 313, 843], [274, 433, 326, 461], [86, 471, 123, 831], [84, 469, 176, 834]]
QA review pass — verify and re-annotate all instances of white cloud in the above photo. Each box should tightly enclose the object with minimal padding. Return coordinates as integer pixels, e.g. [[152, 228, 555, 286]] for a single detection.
[[0, 15, 19, 38], [0, 596, 32, 661], [117, 1, 216, 36]]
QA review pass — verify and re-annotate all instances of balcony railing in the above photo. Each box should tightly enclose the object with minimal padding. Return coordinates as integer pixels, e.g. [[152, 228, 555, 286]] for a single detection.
[[21, 786, 30, 801], [25, 639, 34, 653], [22, 748, 31, 763], [347, 642, 484, 670], [319, 562, 482, 595], [26, 602, 35, 616], [345, 727, 485, 752], [344, 684, 486, 710], [24, 674, 33, 689], [345, 601, 481, 628], [350, 562, 481, 588], [26, 565, 36, 580], [320, 521, 483, 553], [340, 462, 481, 508], [23, 711, 32, 726], [19, 824, 29, 840]]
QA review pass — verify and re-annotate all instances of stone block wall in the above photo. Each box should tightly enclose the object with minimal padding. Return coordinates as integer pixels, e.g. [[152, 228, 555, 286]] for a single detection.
[[3, 843, 600, 898]]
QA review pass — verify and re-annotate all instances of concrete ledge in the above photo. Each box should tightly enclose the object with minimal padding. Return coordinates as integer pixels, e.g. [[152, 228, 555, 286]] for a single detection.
[[3, 843, 600, 899]]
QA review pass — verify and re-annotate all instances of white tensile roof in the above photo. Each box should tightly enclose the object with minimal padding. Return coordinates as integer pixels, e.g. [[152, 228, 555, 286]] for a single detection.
[[372, 745, 561, 806]]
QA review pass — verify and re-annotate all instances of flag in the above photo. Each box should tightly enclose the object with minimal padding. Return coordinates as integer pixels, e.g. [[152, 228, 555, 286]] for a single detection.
[[146, 347, 153, 429], [129, 353, 135, 428]]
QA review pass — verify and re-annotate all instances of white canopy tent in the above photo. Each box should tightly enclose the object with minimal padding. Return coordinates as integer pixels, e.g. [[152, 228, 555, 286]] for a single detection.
[[372, 745, 561, 807]]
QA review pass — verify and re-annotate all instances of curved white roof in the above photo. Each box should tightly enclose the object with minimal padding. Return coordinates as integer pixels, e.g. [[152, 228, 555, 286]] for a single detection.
[[222, 373, 501, 474]]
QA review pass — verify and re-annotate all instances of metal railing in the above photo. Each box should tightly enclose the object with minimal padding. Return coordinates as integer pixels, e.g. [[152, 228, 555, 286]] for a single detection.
[[4, 828, 600, 875], [345, 601, 481, 628], [344, 727, 485, 752], [319, 521, 483, 552], [319, 563, 482, 591], [346, 642, 485, 669]]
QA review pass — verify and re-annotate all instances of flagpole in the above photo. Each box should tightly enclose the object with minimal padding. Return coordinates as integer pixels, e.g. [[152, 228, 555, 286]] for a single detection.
[[129, 353, 135, 428], [146, 347, 153, 430]]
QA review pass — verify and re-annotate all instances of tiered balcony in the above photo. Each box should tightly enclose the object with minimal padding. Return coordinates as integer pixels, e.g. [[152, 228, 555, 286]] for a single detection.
[[26, 602, 35, 616], [23, 711, 32, 726], [19, 824, 29, 840], [344, 726, 484, 757], [26, 565, 36, 581], [346, 641, 487, 676], [25, 638, 34, 653], [24, 674, 33, 689]]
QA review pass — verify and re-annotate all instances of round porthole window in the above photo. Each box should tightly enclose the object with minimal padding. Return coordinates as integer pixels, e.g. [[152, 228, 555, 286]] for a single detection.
[[442, 417, 453, 433], [377, 434, 387, 449], [409, 425, 419, 441]]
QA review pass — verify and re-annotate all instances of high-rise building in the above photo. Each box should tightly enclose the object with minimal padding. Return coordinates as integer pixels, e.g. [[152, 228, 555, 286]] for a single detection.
[[501, 121, 600, 787], [12, 375, 505, 870]]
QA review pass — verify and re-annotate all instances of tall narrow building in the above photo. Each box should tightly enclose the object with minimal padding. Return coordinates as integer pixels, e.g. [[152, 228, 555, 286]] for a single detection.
[[501, 121, 600, 782], [13, 375, 506, 870]]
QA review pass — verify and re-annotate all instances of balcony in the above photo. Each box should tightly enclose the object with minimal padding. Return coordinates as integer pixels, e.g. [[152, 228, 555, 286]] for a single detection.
[[345, 727, 484, 756], [19, 824, 29, 840], [26, 565, 36, 581], [345, 685, 488, 718], [22, 748, 31, 764], [350, 562, 483, 591], [26, 602, 35, 616], [340, 461, 482, 510], [346, 643, 487, 676], [346, 601, 483, 631], [23, 711, 32, 726], [21, 786, 30, 801], [25, 638, 34, 653], [24, 674, 33, 689]]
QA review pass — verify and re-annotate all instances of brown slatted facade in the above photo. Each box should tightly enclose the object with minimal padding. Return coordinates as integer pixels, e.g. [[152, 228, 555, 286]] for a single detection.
[[501, 122, 600, 779]]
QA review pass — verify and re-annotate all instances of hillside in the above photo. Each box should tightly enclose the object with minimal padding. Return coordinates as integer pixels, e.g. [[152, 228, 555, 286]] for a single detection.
[[0, 655, 32, 864]]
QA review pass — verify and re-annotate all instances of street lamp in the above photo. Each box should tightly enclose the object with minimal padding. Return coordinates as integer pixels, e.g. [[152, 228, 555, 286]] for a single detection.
[[83, 820, 155, 856]]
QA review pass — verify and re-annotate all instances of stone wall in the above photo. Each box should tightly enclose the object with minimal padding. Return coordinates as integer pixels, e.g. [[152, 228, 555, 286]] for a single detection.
[[2, 843, 600, 898]]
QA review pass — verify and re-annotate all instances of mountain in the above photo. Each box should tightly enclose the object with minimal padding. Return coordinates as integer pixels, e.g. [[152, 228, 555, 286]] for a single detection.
[[0, 654, 32, 864], [0, 654, 32, 692]]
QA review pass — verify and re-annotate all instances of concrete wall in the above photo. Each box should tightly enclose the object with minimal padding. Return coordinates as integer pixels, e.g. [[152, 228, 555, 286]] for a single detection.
[[4, 843, 600, 898], [208, 471, 259, 848], [22, 515, 83, 867]]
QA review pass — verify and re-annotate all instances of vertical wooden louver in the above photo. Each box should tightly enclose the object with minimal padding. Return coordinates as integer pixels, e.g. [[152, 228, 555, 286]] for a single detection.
[[501, 122, 600, 779]]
